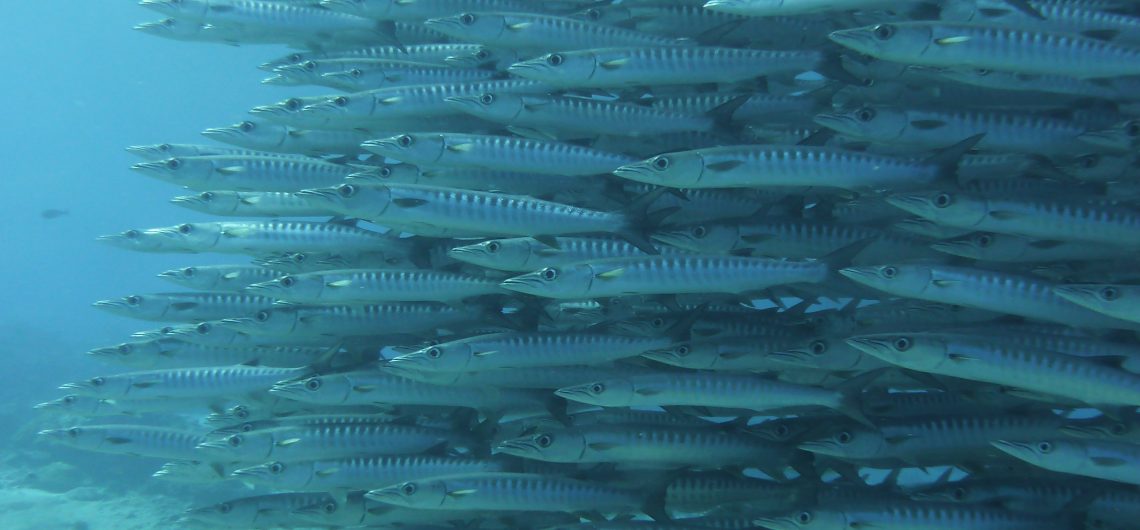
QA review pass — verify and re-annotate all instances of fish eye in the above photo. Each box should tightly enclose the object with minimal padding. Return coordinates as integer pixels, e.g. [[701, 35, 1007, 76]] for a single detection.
[[234, 406, 249, 419], [537, 434, 553, 447], [345, 68, 362, 78], [305, 378, 322, 391], [332, 96, 348, 107], [459, 13, 476, 25], [547, 53, 564, 66], [1100, 287, 1120, 301], [338, 184, 357, 198], [861, 78, 876, 87], [284, 98, 302, 111], [323, 502, 337, 513], [239, 423, 254, 432], [401, 483, 417, 495], [590, 383, 605, 394], [158, 143, 172, 151], [651, 156, 670, 171], [934, 193, 953, 208], [775, 424, 790, 437], [239, 121, 254, 132], [475, 49, 489, 60], [255, 310, 270, 322], [810, 340, 828, 355], [1037, 441, 1052, 453], [541, 268, 559, 281], [117, 344, 132, 354], [872, 24, 895, 40], [425, 347, 442, 359], [837, 431, 852, 444], [1077, 154, 1100, 169], [1111, 423, 1127, 435], [584, 8, 601, 20], [893, 337, 911, 351], [166, 158, 182, 169], [269, 462, 284, 474], [397, 135, 414, 147], [952, 487, 966, 500], [379, 167, 392, 178], [68, 427, 81, 437], [486, 241, 500, 253], [126, 295, 141, 306], [124, 229, 140, 239], [1127, 121, 1140, 137], [63, 395, 76, 403], [91, 377, 105, 386], [301, 61, 316, 71], [280, 276, 295, 287], [796, 511, 813, 524], [976, 234, 993, 247], [881, 266, 898, 279], [855, 107, 876, 122], [676, 345, 690, 356], [288, 53, 303, 63], [196, 323, 211, 334], [292, 253, 307, 263], [974, 68, 991, 76], [651, 318, 664, 328], [178, 224, 193, 234], [691, 225, 707, 238], [218, 503, 232, 514], [228, 435, 242, 447], [479, 93, 495, 105]]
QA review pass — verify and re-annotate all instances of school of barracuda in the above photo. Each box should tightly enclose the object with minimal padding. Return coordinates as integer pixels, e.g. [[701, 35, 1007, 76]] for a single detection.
[[31, 0, 1140, 528]]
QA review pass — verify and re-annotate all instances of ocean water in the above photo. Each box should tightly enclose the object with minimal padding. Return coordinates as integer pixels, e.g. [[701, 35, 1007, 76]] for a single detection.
[[0, 4, 299, 526]]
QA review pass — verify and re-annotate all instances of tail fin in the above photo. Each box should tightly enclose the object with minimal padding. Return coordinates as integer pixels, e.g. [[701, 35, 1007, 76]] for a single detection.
[[926, 133, 986, 184], [617, 188, 672, 254]]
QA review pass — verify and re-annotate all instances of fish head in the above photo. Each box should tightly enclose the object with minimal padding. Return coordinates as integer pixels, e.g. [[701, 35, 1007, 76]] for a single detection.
[[130, 157, 204, 185], [886, 189, 988, 229], [704, 0, 783, 16], [157, 266, 204, 288], [362, 133, 446, 164], [205, 404, 258, 426], [1060, 153, 1139, 183], [321, 67, 376, 91], [87, 340, 160, 364], [33, 395, 97, 414], [387, 340, 476, 372], [990, 439, 1076, 467], [424, 12, 508, 42], [365, 477, 448, 508], [554, 378, 634, 407], [1053, 283, 1133, 315], [500, 263, 594, 299], [639, 342, 705, 368], [96, 228, 174, 252], [203, 120, 285, 147], [445, 46, 518, 69], [133, 17, 205, 40], [891, 217, 972, 240], [828, 22, 933, 61], [125, 142, 180, 160], [494, 428, 585, 463], [572, 5, 631, 25], [610, 313, 680, 338], [58, 374, 120, 397], [230, 461, 298, 486], [508, 51, 598, 87], [184, 497, 270, 527], [92, 294, 154, 318], [930, 232, 1029, 261], [813, 105, 908, 142], [909, 480, 995, 504], [299, 183, 389, 218], [250, 96, 319, 125], [155, 222, 223, 251], [1078, 119, 1139, 152], [798, 424, 885, 459], [844, 332, 947, 371], [169, 320, 241, 346], [748, 417, 833, 444], [195, 431, 272, 461], [171, 190, 242, 214], [346, 163, 424, 186], [1060, 416, 1138, 442], [769, 335, 868, 372], [447, 238, 535, 271], [443, 92, 527, 123], [613, 151, 705, 187], [838, 264, 932, 296], [219, 307, 300, 336], [269, 374, 352, 405], [651, 222, 740, 254], [297, 93, 372, 126], [755, 508, 853, 530], [37, 426, 96, 449], [246, 273, 325, 303]]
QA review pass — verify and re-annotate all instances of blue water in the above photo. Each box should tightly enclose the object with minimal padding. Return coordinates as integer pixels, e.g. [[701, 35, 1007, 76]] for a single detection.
[[0, 4, 300, 422]]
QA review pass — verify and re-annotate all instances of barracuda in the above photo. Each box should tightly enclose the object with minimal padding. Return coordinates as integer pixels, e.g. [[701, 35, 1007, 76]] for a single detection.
[[92, 292, 276, 323], [425, 12, 687, 51], [231, 455, 503, 491], [59, 365, 309, 400], [247, 268, 506, 304], [130, 155, 354, 192], [38, 425, 206, 460], [389, 331, 680, 372], [201, 120, 372, 156]]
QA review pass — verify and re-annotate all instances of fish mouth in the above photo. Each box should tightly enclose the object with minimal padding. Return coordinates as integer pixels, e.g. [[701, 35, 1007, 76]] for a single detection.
[[260, 74, 294, 86], [499, 276, 545, 295], [130, 161, 167, 173], [423, 17, 463, 32], [1078, 130, 1130, 151], [442, 95, 481, 110], [766, 349, 812, 365], [1058, 424, 1106, 438], [843, 336, 890, 356], [989, 439, 1037, 458], [751, 516, 796, 530], [194, 440, 233, 453], [125, 145, 161, 156], [201, 127, 240, 139], [649, 231, 693, 249], [363, 487, 402, 504], [796, 440, 839, 455], [883, 194, 932, 216], [295, 188, 342, 206], [928, 241, 973, 258], [87, 345, 126, 357], [360, 139, 400, 156], [812, 113, 858, 134], [1051, 285, 1099, 303], [552, 385, 594, 403], [218, 317, 258, 333], [492, 438, 537, 456], [384, 353, 432, 371], [506, 61, 542, 76], [170, 195, 206, 206], [639, 348, 682, 364], [611, 163, 661, 183], [827, 29, 874, 51], [92, 299, 128, 310], [229, 466, 268, 479], [445, 246, 481, 260], [836, 266, 879, 284]]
